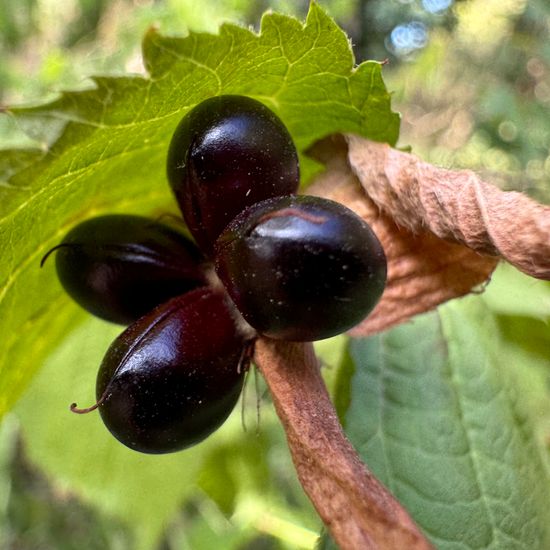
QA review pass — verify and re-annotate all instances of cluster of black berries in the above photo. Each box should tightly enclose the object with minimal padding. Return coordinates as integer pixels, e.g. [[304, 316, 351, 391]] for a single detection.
[[43, 96, 387, 454]]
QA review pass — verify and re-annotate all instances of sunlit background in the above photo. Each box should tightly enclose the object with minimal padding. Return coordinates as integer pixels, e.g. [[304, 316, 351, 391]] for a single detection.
[[1, 1, 549, 548]]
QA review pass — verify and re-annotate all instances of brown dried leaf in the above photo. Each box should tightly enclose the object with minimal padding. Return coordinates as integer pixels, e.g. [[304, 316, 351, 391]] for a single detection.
[[345, 133, 550, 280], [308, 134, 499, 337], [254, 337, 433, 550]]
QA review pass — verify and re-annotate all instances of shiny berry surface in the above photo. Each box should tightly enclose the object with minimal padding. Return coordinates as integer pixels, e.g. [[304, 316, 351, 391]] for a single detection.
[[215, 195, 387, 342], [166, 95, 299, 255], [46, 215, 207, 324], [94, 287, 247, 454]]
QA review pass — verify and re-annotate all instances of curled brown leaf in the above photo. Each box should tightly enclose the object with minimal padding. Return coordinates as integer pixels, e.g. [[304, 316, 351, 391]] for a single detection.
[[345, 134, 550, 280]]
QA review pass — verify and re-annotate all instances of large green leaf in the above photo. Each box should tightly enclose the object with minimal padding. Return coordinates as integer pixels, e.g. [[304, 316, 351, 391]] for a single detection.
[[339, 295, 550, 549], [0, 2, 399, 418]]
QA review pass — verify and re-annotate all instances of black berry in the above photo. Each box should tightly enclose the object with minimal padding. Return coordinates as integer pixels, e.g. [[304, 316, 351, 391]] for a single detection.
[[214, 195, 387, 341], [72, 288, 250, 454], [166, 95, 299, 255], [42, 215, 208, 324]]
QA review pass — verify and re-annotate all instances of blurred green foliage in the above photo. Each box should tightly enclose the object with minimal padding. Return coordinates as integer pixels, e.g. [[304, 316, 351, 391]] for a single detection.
[[1, 1, 549, 549], [387, 0, 550, 204]]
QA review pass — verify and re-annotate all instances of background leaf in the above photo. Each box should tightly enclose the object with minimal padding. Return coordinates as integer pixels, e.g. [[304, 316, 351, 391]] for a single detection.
[[334, 290, 550, 549], [482, 263, 550, 320]]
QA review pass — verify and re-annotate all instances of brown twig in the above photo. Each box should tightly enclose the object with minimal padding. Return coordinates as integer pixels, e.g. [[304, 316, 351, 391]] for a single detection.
[[254, 337, 434, 550]]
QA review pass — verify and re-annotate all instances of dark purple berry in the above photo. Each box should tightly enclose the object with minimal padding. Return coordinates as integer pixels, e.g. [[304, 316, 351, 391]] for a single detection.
[[166, 95, 299, 255], [42, 215, 208, 325], [214, 195, 387, 342], [72, 288, 250, 454]]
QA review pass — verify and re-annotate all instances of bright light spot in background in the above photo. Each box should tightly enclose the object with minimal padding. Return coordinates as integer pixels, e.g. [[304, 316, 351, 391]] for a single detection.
[[387, 0, 454, 58], [422, 0, 454, 14], [388, 21, 428, 57]]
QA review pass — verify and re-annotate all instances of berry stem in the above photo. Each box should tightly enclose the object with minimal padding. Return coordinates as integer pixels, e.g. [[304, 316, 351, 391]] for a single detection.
[[40, 243, 80, 267], [70, 386, 110, 414], [70, 401, 101, 414], [253, 337, 432, 550]]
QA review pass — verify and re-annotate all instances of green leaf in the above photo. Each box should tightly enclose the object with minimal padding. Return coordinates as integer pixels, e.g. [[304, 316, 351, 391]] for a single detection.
[[0, 147, 43, 184], [482, 264, 550, 320], [197, 433, 271, 516], [0, 412, 134, 550], [341, 296, 550, 549], [328, 344, 355, 425], [0, 2, 399, 418]]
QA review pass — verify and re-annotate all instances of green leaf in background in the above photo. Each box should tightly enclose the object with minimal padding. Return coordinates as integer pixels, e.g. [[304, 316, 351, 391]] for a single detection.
[[0, 1, 399, 419], [0, 413, 134, 550], [337, 294, 550, 549], [481, 264, 550, 465], [482, 263, 550, 321]]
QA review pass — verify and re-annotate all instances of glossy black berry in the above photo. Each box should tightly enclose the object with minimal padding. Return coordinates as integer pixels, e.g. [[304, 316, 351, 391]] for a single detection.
[[215, 195, 387, 342], [42, 215, 208, 325], [166, 95, 300, 255], [73, 287, 249, 454]]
